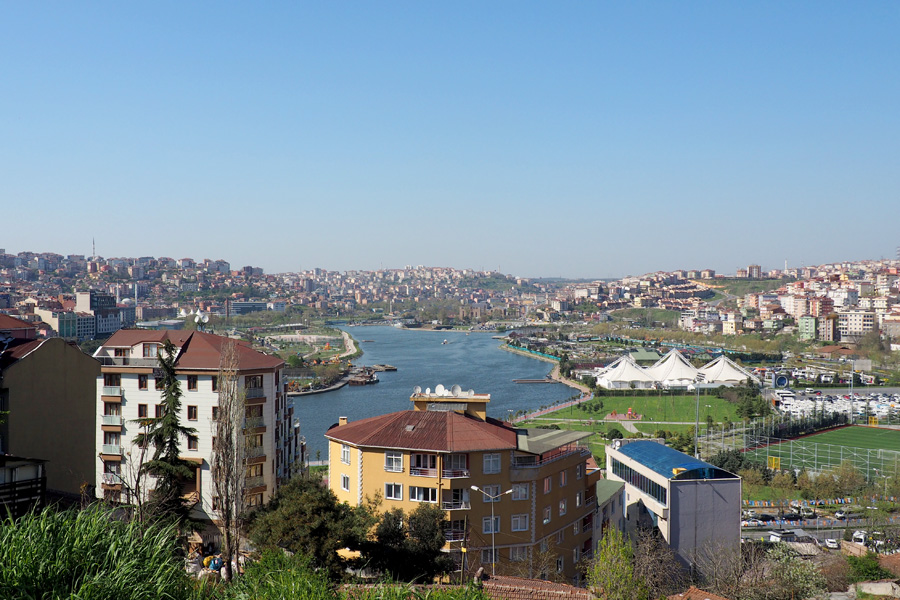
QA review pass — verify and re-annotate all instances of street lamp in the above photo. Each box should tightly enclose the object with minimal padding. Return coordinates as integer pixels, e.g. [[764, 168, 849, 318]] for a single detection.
[[694, 373, 706, 458], [471, 485, 513, 576]]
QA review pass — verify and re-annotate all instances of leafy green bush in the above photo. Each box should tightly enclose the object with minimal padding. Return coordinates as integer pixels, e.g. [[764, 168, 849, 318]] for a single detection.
[[847, 552, 893, 583]]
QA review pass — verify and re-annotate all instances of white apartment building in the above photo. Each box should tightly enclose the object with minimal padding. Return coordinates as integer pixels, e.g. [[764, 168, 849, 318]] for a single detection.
[[93, 329, 303, 525], [837, 309, 876, 341]]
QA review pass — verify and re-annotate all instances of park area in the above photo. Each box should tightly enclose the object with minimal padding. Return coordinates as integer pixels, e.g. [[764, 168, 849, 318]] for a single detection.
[[537, 393, 740, 425]]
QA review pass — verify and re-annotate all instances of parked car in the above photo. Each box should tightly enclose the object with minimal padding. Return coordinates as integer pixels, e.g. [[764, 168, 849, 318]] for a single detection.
[[800, 507, 817, 518], [834, 510, 847, 519], [825, 539, 840, 549]]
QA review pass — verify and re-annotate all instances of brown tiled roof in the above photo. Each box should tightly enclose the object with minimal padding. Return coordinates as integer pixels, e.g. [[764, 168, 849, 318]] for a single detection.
[[326, 410, 518, 453], [0, 314, 34, 330], [0, 339, 44, 370], [668, 586, 732, 600], [101, 329, 283, 371], [482, 575, 593, 599]]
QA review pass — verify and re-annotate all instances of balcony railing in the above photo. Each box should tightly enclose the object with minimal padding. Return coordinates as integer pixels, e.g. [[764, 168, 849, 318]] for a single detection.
[[246, 446, 266, 458], [441, 500, 471, 511], [101, 473, 122, 485], [243, 416, 265, 429], [384, 464, 403, 473], [98, 357, 158, 367], [585, 496, 597, 507], [441, 468, 470, 479], [444, 529, 466, 542], [245, 387, 265, 399], [410, 467, 438, 477], [245, 476, 265, 489], [102, 386, 123, 397], [102, 444, 123, 455], [511, 445, 589, 469], [102, 415, 123, 426]]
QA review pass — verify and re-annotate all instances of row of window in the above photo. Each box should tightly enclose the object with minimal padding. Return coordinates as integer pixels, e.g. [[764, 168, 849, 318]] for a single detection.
[[480, 547, 565, 572], [103, 373, 266, 393], [379, 450, 476, 472], [610, 458, 667, 506]]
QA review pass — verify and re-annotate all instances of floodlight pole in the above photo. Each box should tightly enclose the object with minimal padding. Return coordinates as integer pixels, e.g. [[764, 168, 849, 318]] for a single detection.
[[471, 485, 513, 577], [694, 373, 705, 459]]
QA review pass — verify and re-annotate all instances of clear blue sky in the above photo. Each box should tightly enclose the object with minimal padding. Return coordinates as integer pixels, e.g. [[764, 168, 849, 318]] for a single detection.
[[2, 3, 898, 278]]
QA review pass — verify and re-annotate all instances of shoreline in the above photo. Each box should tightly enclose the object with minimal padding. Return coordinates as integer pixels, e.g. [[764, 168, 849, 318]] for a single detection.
[[500, 344, 590, 396]]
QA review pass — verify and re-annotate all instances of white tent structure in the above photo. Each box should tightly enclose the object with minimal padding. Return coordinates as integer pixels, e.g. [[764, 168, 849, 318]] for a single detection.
[[699, 355, 759, 386], [644, 349, 699, 388], [596, 355, 659, 390]]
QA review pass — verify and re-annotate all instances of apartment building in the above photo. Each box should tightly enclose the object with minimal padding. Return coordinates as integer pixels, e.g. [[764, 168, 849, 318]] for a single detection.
[[837, 309, 876, 342], [92, 329, 302, 525], [326, 388, 601, 582], [606, 439, 740, 569]]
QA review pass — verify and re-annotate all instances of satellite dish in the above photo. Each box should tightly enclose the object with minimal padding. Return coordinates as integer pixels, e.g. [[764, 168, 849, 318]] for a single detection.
[[194, 315, 201, 323], [435, 384, 446, 396], [202, 314, 209, 323], [413, 386, 422, 395], [451, 384, 462, 396], [612, 440, 622, 449], [425, 387, 431, 395], [467, 389, 474, 397]]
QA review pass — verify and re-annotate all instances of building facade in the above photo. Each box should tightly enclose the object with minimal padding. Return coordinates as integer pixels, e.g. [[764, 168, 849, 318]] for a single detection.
[[326, 389, 601, 582], [606, 439, 740, 569], [92, 329, 303, 525]]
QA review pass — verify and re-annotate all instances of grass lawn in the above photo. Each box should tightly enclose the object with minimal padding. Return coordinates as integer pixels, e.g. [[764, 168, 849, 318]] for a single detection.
[[549, 394, 739, 424], [801, 426, 900, 453]]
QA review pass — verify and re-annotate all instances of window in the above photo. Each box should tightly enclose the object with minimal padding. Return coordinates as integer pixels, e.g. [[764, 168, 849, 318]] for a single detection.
[[483, 453, 500, 474], [138, 374, 148, 390], [103, 431, 120, 446], [409, 486, 437, 503], [482, 484, 500, 502], [446, 453, 467, 472], [576, 491, 583, 507], [247, 433, 263, 448], [104, 374, 121, 387], [247, 463, 263, 478], [341, 474, 350, 491], [212, 406, 219, 420], [576, 463, 584, 479], [385, 451, 403, 472], [114, 348, 127, 358], [411, 453, 437, 474], [142, 343, 158, 358], [560, 470, 568, 487], [187, 375, 198, 391], [556, 530, 564, 544], [155, 377, 164, 391], [341, 444, 351, 465], [103, 402, 120, 416], [155, 405, 164, 418], [543, 476, 552, 494], [137, 404, 148, 419], [188, 436, 198, 450], [511, 514, 529, 532], [543, 506, 551, 524], [187, 405, 198, 421], [482, 516, 500, 534], [385, 483, 403, 501], [481, 549, 497, 565], [211, 376, 218, 392], [247, 493, 263, 508], [510, 546, 528, 562], [512, 483, 529, 501], [211, 495, 220, 511], [559, 499, 567, 516], [556, 556, 564, 573], [246, 374, 263, 389]]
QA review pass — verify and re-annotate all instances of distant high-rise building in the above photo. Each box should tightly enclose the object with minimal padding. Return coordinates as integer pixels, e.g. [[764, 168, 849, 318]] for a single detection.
[[748, 264, 762, 279]]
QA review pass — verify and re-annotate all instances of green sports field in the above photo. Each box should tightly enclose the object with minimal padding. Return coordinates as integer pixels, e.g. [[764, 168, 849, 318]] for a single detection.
[[744, 425, 900, 478]]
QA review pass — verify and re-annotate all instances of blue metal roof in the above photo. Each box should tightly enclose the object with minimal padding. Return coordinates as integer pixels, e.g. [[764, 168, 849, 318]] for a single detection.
[[616, 441, 736, 480]]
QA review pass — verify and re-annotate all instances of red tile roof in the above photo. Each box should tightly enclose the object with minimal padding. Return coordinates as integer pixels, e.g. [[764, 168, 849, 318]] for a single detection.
[[668, 586, 732, 600], [482, 575, 593, 599], [326, 410, 518, 453], [0, 314, 34, 330], [101, 329, 283, 371], [0, 339, 44, 370]]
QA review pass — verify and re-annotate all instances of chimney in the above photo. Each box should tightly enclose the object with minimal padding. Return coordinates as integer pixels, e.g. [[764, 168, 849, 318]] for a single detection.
[[339, 416, 348, 427]]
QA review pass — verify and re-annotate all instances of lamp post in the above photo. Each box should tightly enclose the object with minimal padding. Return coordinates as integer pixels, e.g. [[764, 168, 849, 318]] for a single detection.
[[471, 485, 513, 576], [694, 373, 706, 458]]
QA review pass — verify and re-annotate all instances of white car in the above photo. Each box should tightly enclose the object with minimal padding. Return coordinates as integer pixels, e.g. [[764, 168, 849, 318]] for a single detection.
[[825, 539, 840, 550], [835, 510, 847, 519]]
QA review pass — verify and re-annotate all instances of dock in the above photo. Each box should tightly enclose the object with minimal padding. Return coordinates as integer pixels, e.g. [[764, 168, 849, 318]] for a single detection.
[[512, 378, 555, 383]]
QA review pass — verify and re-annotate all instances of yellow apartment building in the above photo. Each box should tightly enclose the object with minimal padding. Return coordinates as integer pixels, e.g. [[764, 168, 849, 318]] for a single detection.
[[326, 387, 600, 583]]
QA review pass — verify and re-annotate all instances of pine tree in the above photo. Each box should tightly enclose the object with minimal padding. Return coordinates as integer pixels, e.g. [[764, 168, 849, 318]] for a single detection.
[[133, 340, 198, 528]]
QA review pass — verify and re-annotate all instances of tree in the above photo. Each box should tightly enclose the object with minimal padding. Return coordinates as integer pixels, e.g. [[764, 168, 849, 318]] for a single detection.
[[367, 503, 454, 582], [632, 528, 686, 599], [247, 475, 375, 581], [847, 551, 893, 583], [763, 543, 826, 600], [212, 339, 245, 581], [133, 340, 198, 528], [770, 471, 795, 517], [586, 527, 648, 600]]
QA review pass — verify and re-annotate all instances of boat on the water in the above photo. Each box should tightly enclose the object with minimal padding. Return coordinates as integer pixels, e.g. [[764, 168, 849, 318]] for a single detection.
[[441, 339, 449, 345], [348, 367, 379, 385]]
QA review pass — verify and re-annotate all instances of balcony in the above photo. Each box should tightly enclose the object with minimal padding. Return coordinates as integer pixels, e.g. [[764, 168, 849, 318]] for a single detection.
[[101, 444, 123, 456], [441, 501, 471, 511], [510, 445, 590, 469], [101, 473, 122, 485], [410, 467, 438, 477], [245, 387, 265, 399], [247, 446, 266, 458], [243, 416, 265, 429], [245, 475, 265, 489], [102, 386, 123, 397], [98, 357, 158, 367], [441, 468, 470, 479], [444, 529, 466, 542], [102, 415, 123, 426]]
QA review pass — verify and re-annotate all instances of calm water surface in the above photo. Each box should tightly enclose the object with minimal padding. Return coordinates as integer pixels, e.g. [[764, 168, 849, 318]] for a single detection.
[[294, 326, 577, 458]]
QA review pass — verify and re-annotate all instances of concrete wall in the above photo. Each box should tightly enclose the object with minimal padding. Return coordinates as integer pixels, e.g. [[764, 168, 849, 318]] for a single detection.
[[4, 338, 99, 496], [669, 478, 742, 567]]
